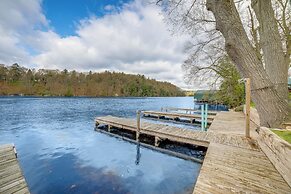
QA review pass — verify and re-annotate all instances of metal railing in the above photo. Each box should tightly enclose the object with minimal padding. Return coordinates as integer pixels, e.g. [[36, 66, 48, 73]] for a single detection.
[[201, 104, 208, 131]]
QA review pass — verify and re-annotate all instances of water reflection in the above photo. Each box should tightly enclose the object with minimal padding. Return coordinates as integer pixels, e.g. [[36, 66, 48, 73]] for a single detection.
[[135, 144, 141, 165], [29, 153, 132, 194], [0, 97, 201, 194]]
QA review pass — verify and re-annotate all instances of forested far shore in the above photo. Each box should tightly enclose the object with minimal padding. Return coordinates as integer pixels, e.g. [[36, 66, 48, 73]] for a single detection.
[[0, 64, 184, 97]]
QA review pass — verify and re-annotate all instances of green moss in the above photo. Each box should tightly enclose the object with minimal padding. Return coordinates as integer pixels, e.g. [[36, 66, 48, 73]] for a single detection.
[[271, 130, 291, 144], [250, 102, 255, 108]]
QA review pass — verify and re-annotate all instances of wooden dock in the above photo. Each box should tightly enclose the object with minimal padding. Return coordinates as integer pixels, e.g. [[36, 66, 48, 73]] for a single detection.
[[142, 110, 215, 124], [95, 112, 291, 194], [193, 111, 291, 194], [0, 144, 30, 194], [161, 107, 218, 115], [193, 142, 291, 194], [95, 115, 258, 150]]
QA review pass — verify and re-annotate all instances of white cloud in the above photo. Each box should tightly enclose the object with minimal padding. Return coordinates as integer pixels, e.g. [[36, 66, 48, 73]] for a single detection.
[[0, 0, 47, 65], [0, 0, 47, 31], [0, 0, 195, 89], [104, 5, 115, 12]]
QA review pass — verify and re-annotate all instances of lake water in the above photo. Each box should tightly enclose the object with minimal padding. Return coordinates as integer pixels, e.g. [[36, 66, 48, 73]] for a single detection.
[[0, 97, 203, 194]]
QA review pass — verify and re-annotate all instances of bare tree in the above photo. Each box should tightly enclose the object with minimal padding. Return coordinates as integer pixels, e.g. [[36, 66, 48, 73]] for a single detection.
[[157, 0, 291, 127], [252, 0, 289, 101]]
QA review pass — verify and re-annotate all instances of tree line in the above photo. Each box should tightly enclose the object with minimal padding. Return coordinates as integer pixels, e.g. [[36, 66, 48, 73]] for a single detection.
[[0, 64, 184, 97]]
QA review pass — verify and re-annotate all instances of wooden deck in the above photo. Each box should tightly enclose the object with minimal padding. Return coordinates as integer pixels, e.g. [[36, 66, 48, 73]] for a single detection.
[[142, 110, 215, 123], [0, 144, 30, 194], [194, 143, 291, 194], [193, 111, 291, 194], [95, 112, 291, 194], [208, 111, 258, 136]]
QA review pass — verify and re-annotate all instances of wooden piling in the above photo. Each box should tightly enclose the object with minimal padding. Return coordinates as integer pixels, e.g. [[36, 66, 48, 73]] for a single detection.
[[201, 105, 205, 131], [155, 137, 161, 147], [136, 110, 141, 141], [95, 121, 99, 127], [245, 78, 251, 138]]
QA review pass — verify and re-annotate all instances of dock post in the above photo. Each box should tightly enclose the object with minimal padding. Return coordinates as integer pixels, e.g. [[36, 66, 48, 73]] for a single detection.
[[245, 78, 251, 138], [136, 110, 141, 142], [191, 119, 195, 124], [155, 137, 160, 147], [95, 121, 99, 131], [201, 105, 205, 131], [204, 104, 208, 130]]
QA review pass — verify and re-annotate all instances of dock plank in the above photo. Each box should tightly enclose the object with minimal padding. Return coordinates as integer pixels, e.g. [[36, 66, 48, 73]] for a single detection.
[[13, 187, 30, 194], [0, 144, 30, 194], [193, 143, 291, 194]]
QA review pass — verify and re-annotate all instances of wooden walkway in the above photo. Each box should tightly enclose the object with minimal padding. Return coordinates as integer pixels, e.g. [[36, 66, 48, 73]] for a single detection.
[[0, 144, 30, 194], [194, 143, 291, 194], [142, 111, 215, 123], [193, 111, 291, 194], [208, 111, 258, 136], [95, 112, 291, 194]]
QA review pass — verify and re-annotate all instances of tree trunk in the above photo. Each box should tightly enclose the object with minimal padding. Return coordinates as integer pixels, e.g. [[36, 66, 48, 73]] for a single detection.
[[252, 0, 288, 102], [206, 0, 289, 127]]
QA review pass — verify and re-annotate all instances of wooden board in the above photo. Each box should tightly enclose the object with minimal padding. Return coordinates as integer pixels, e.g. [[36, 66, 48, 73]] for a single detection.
[[193, 143, 291, 194], [0, 144, 30, 194], [257, 127, 291, 188], [208, 111, 258, 137]]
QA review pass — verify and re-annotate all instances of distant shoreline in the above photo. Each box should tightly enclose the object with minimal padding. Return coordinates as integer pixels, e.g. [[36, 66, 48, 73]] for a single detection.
[[0, 64, 185, 97], [0, 95, 187, 98]]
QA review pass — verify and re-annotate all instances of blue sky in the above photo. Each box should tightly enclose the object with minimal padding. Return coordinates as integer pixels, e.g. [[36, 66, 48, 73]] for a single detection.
[[0, 0, 194, 89], [42, 0, 132, 36]]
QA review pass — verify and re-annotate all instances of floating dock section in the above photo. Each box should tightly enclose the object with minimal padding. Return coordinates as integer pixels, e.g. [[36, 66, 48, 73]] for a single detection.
[[161, 107, 218, 115], [0, 144, 30, 194], [142, 110, 215, 125]]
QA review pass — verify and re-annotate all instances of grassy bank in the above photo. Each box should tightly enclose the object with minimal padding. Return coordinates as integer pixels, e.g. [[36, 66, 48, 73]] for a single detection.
[[272, 130, 291, 144]]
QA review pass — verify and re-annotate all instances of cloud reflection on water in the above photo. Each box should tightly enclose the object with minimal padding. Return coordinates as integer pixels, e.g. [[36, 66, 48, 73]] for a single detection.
[[0, 97, 201, 194]]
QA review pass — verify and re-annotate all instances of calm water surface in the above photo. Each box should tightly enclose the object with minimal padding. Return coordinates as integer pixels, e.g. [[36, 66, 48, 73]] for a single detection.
[[0, 97, 202, 194]]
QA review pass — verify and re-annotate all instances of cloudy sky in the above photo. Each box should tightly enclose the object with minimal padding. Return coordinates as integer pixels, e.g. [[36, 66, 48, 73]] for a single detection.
[[0, 0, 195, 89]]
